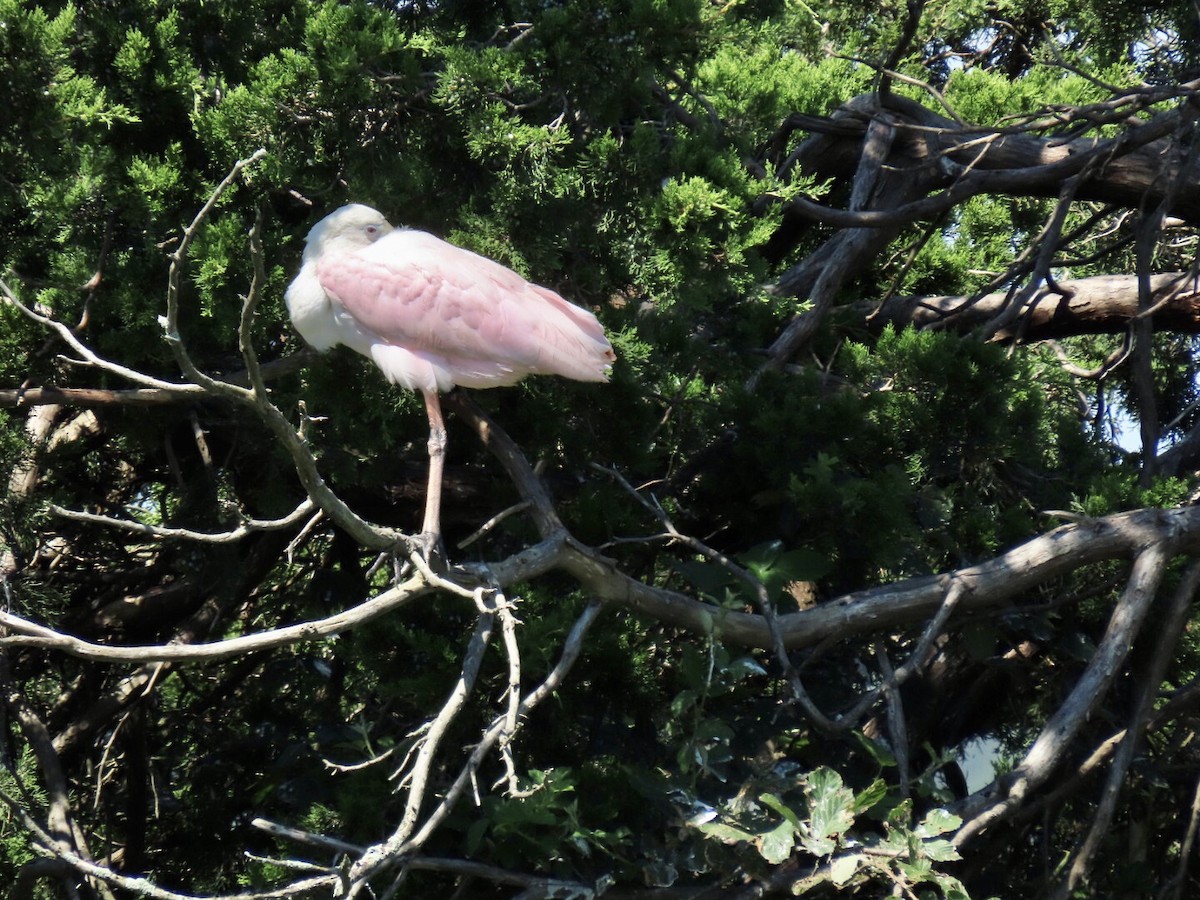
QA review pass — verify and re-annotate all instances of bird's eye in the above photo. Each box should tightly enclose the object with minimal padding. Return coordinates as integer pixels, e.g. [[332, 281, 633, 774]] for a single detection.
[[365, 224, 379, 237]]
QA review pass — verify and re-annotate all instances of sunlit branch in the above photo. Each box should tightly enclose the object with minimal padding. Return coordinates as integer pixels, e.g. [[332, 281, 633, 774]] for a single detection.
[[0, 356, 320, 410], [0, 575, 431, 663], [0, 780, 334, 900], [48, 498, 316, 544], [389, 607, 496, 845], [161, 149, 264, 401], [494, 586, 525, 795], [346, 601, 603, 894], [0, 278, 207, 396], [239, 203, 270, 388], [954, 543, 1170, 845]]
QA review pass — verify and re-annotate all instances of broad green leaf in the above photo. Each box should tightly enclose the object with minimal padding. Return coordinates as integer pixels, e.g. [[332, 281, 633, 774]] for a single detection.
[[757, 819, 795, 864], [916, 808, 962, 838], [829, 853, 862, 885], [853, 778, 889, 813], [805, 767, 855, 843]]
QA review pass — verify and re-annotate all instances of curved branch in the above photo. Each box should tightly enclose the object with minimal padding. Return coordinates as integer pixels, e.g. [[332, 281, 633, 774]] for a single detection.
[[15, 503, 1200, 675], [561, 506, 1200, 650], [0, 575, 431, 663], [49, 498, 317, 544]]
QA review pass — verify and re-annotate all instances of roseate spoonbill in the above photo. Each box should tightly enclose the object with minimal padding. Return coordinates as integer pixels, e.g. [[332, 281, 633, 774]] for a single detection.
[[285, 203, 615, 554]]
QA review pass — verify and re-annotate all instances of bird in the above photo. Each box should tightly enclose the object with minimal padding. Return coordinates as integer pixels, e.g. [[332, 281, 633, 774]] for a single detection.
[[285, 203, 616, 555]]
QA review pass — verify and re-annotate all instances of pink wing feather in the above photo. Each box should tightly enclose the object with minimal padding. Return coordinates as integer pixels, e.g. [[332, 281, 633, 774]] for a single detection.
[[316, 230, 613, 391]]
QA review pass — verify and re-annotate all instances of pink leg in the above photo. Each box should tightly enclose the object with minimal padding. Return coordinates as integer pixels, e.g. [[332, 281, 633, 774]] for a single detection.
[[420, 389, 447, 556]]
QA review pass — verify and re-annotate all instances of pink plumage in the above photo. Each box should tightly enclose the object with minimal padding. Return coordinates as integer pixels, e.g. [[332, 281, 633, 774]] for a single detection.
[[285, 203, 615, 550], [286, 204, 615, 394]]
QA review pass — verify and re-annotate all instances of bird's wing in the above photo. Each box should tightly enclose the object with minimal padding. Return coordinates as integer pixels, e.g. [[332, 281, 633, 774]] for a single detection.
[[315, 230, 613, 383]]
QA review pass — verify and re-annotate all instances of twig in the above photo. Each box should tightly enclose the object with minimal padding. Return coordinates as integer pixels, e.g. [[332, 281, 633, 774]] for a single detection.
[[346, 602, 603, 894], [49, 498, 317, 544], [0, 780, 334, 899], [457, 500, 532, 549], [239, 203, 270, 387], [0, 279, 208, 396], [161, 150, 265, 400], [250, 817, 365, 856], [0, 575, 430, 663], [388, 608, 496, 845]]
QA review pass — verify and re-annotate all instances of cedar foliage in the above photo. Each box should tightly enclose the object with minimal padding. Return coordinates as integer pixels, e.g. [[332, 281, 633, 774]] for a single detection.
[[4, 1, 1200, 897]]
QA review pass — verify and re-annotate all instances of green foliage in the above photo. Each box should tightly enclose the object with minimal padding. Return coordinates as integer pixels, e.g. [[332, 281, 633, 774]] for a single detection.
[[0, 749, 44, 874], [697, 766, 968, 895], [2, 0, 1198, 897]]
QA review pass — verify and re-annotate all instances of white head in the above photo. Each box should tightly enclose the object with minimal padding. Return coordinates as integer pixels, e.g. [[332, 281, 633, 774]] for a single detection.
[[301, 203, 394, 264]]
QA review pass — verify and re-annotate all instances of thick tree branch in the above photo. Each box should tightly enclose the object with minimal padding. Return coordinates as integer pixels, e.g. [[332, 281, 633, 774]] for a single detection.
[[758, 87, 1200, 370], [954, 541, 1171, 844], [859, 272, 1200, 340], [780, 88, 1200, 226]]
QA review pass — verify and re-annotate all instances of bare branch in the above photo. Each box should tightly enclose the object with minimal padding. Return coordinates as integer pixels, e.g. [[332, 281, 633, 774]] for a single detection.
[[0, 279, 207, 396], [0, 780, 335, 899], [161, 150, 264, 401], [49, 498, 317, 544], [0, 355, 321, 410], [346, 601, 603, 894], [954, 542, 1171, 844], [0, 575, 431, 663], [863, 273, 1200, 341], [388, 604, 495, 846], [1057, 559, 1200, 895]]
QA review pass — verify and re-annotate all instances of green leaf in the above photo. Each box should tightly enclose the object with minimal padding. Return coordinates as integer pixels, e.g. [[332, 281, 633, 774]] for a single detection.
[[829, 853, 862, 885], [758, 792, 803, 828], [853, 778, 889, 813], [887, 798, 913, 830], [930, 873, 972, 900], [898, 855, 933, 881], [922, 839, 961, 863], [916, 808, 962, 838], [757, 818, 795, 864], [465, 818, 489, 855], [853, 730, 897, 767], [804, 767, 855, 846], [673, 559, 736, 597], [670, 689, 698, 716]]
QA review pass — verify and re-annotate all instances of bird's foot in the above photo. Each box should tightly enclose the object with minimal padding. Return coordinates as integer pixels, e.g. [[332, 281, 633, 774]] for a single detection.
[[414, 530, 447, 572]]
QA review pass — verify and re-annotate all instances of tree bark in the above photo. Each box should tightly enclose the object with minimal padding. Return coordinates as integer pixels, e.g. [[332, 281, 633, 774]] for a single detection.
[[857, 273, 1200, 340], [778, 90, 1200, 229]]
